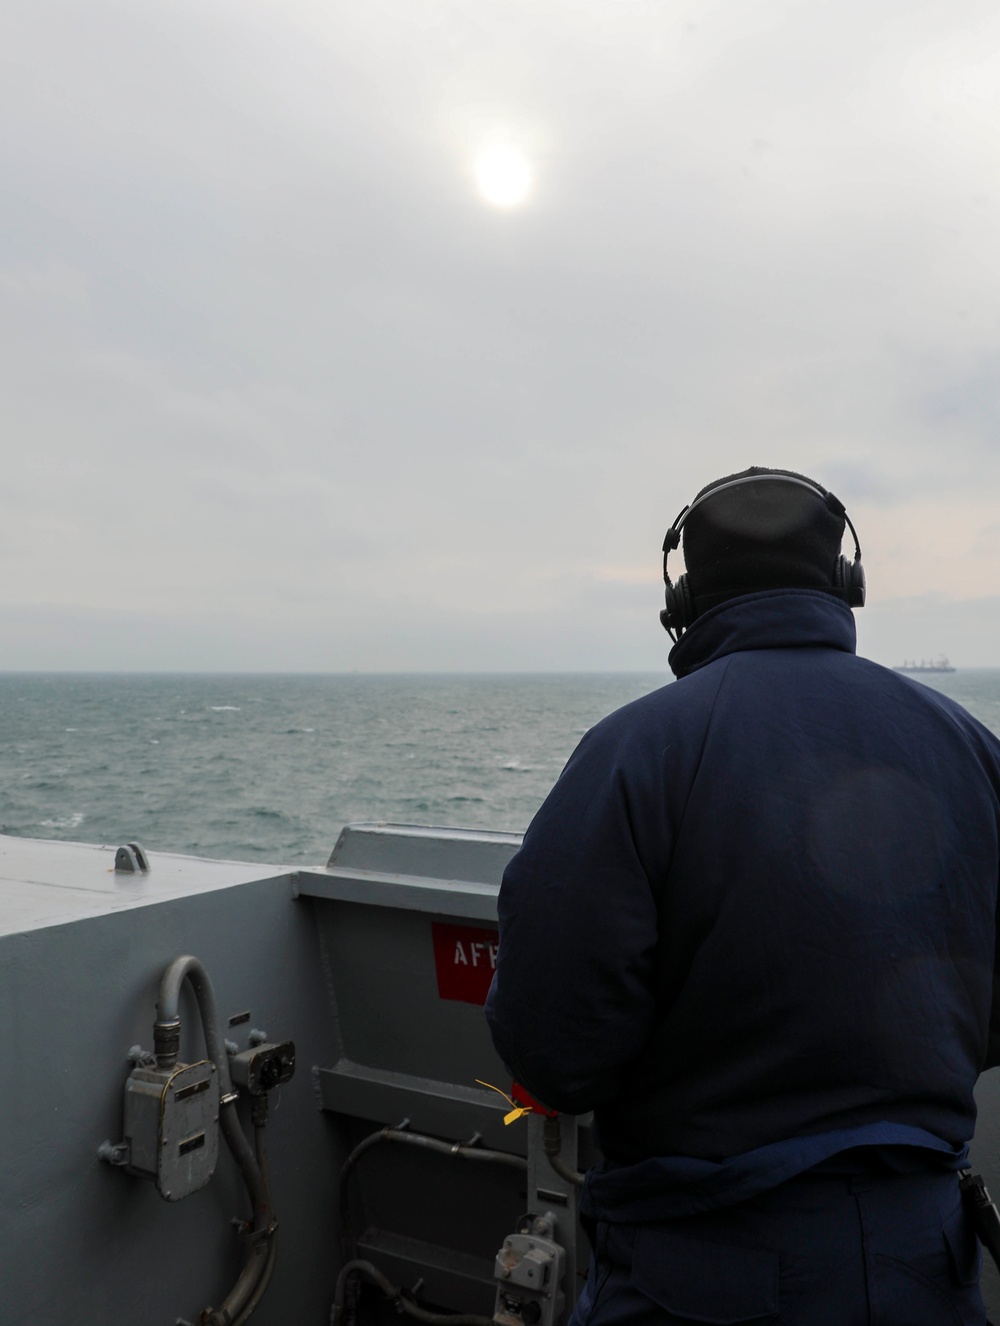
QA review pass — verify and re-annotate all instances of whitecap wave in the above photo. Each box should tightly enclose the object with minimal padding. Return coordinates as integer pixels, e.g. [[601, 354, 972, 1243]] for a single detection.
[[39, 812, 85, 830], [210, 706, 241, 712]]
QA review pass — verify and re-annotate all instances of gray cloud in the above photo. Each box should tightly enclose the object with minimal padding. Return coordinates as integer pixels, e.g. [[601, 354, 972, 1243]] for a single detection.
[[2, 0, 1000, 668]]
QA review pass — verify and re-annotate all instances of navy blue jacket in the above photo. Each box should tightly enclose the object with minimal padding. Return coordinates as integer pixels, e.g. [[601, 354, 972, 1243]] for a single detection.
[[485, 590, 1000, 1186]]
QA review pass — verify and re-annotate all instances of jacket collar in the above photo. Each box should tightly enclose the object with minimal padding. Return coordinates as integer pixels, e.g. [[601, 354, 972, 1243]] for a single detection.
[[668, 588, 858, 680]]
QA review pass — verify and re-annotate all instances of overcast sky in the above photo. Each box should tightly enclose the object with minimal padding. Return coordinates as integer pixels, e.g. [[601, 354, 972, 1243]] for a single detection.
[[2, 0, 999, 670]]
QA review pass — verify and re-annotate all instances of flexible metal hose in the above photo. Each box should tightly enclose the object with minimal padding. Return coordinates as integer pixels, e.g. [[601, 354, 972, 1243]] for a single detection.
[[231, 1123, 278, 1326], [331, 1260, 494, 1326], [156, 956, 275, 1326], [337, 1124, 526, 1326], [339, 1123, 527, 1257], [542, 1116, 585, 1188]]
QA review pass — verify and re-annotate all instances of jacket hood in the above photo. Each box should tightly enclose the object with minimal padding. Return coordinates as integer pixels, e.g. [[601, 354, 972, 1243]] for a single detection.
[[668, 588, 857, 679]]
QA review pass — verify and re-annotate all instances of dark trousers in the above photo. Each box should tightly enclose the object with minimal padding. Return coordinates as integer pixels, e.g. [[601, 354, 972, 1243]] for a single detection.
[[571, 1169, 986, 1325]]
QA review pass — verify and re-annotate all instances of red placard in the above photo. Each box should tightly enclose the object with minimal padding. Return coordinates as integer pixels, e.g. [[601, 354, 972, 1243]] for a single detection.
[[432, 921, 500, 1004]]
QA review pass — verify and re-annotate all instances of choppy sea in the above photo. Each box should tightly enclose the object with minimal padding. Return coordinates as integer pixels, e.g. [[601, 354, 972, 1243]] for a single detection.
[[2, 669, 999, 865]]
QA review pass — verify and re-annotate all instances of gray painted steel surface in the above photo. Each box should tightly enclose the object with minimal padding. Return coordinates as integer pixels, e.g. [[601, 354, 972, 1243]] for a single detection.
[[4, 825, 1000, 1322], [301, 823, 543, 1317], [0, 834, 342, 1325]]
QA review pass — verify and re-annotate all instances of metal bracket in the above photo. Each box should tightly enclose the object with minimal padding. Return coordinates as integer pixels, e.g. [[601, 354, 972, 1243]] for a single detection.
[[114, 842, 150, 873], [98, 1140, 130, 1167], [494, 1211, 566, 1326]]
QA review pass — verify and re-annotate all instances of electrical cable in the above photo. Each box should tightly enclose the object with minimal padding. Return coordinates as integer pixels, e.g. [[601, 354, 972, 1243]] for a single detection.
[[231, 1117, 278, 1326], [156, 956, 277, 1326], [339, 1122, 528, 1258], [542, 1117, 585, 1188], [330, 1260, 494, 1326], [547, 1153, 585, 1187], [337, 1124, 527, 1326]]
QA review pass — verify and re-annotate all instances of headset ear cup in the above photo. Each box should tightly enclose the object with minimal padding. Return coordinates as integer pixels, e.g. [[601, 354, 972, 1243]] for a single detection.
[[661, 583, 680, 634], [662, 574, 696, 635], [834, 555, 866, 608], [848, 558, 866, 608]]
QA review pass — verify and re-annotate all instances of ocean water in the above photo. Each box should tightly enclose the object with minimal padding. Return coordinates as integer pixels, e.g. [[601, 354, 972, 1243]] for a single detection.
[[0, 673, 666, 864], [2, 669, 999, 866]]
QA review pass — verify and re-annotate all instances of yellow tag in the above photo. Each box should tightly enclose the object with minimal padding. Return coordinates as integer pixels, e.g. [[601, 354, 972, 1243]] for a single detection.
[[476, 1079, 534, 1126], [504, 1106, 532, 1126]]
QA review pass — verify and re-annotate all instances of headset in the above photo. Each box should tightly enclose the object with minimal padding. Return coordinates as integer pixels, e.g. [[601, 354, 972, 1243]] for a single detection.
[[660, 472, 866, 641]]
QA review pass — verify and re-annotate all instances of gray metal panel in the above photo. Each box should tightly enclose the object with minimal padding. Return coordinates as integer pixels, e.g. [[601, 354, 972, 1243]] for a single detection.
[[356, 1228, 497, 1315], [344, 1126, 529, 1319], [0, 832, 288, 936], [0, 845, 342, 1326], [327, 822, 522, 881], [311, 824, 537, 1324], [525, 1115, 584, 1318], [316, 1060, 525, 1154], [311, 897, 507, 1086], [300, 822, 522, 921], [295, 865, 500, 921]]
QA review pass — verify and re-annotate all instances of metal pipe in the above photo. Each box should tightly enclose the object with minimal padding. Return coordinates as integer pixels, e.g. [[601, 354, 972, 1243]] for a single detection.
[[542, 1116, 585, 1188], [382, 1130, 528, 1169], [339, 1123, 527, 1258], [155, 955, 231, 1088], [233, 1237, 277, 1326], [331, 1260, 493, 1326], [203, 1090, 275, 1324], [341, 1125, 527, 1191], [548, 1152, 585, 1187], [211, 1241, 271, 1326], [230, 1123, 278, 1326]]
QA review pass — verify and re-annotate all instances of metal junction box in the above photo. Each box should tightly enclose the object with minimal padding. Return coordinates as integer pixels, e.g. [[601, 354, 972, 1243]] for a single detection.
[[123, 1059, 220, 1201], [494, 1213, 567, 1326], [230, 1040, 296, 1096]]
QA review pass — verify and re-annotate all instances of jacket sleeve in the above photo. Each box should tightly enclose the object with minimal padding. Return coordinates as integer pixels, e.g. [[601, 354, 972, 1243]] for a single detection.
[[484, 714, 670, 1115], [951, 712, 1000, 1072], [986, 953, 1000, 1071], [985, 850, 1000, 1070]]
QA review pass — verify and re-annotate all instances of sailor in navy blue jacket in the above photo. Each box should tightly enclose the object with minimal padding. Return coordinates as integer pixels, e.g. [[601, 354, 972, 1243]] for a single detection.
[[485, 469, 1000, 1325]]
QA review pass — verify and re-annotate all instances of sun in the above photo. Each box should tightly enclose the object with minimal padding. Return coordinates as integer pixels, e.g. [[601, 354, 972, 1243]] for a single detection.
[[474, 144, 532, 208]]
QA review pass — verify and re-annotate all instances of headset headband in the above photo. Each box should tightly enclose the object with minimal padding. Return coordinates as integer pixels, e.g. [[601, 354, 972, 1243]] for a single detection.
[[663, 473, 862, 563], [660, 471, 866, 642]]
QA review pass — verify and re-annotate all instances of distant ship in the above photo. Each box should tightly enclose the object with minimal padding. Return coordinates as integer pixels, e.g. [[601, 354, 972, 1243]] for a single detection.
[[894, 656, 956, 674]]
